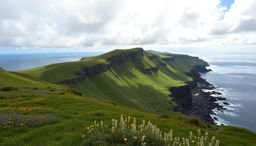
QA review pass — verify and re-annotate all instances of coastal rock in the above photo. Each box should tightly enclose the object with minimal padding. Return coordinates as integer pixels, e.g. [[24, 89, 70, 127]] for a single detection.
[[169, 85, 192, 112], [188, 70, 227, 123], [223, 102, 229, 105], [215, 97, 226, 101], [170, 64, 228, 123]]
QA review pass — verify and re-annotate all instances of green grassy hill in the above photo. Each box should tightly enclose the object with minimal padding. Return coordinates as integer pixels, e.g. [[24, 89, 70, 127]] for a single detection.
[[0, 68, 55, 88], [0, 66, 255, 145], [19, 48, 207, 114]]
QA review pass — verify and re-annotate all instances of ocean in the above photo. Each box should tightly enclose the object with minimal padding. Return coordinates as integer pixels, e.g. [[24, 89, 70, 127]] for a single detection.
[[201, 52, 256, 132], [0, 49, 255, 132], [0, 52, 100, 71], [167, 48, 256, 132]]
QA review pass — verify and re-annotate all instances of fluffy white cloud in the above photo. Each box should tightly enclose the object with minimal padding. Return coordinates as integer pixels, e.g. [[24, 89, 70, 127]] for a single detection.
[[0, 0, 255, 51]]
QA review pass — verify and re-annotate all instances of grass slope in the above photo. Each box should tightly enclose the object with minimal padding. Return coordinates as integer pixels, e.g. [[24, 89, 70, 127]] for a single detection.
[[0, 68, 59, 88], [0, 68, 255, 145], [19, 48, 207, 114]]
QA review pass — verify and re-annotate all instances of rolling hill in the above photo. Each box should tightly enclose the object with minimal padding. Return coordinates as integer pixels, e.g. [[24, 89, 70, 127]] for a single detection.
[[19, 48, 208, 114]]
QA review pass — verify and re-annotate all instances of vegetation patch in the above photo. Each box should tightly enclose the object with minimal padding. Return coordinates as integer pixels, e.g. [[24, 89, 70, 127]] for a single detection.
[[94, 112, 105, 117], [160, 114, 170, 119], [188, 118, 202, 127], [0, 114, 59, 128], [0, 106, 43, 114], [82, 115, 220, 146], [69, 89, 82, 96]]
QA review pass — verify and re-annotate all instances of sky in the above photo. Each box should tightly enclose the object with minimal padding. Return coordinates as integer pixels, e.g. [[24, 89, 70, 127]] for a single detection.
[[0, 0, 255, 53], [221, 0, 235, 9]]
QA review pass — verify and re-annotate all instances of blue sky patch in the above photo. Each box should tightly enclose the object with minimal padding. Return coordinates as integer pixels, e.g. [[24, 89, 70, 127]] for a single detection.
[[221, 0, 235, 9]]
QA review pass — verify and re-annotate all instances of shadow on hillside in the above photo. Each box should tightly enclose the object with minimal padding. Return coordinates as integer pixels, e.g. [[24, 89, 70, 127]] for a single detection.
[[74, 72, 177, 115]]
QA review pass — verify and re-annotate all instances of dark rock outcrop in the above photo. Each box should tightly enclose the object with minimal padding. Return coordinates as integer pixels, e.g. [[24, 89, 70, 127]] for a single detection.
[[144, 67, 158, 74], [189, 76, 223, 123], [162, 57, 175, 62], [59, 63, 111, 84], [193, 65, 210, 73], [147, 55, 158, 60], [168, 64, 227, 123], [107, 48, 144, 65], [187, 65, 227, 123], [169, 85, 192, 113], [168, 64, 210, 111]]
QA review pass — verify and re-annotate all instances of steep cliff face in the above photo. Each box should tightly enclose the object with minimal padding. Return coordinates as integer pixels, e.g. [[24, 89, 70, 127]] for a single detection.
[[169, 64, 210, 113], [59, 48, 210, 92], [107, 48, 144, 65], [162, 57, 175, 62], [58, 63, 112, 84], [59, 48, 145, 84], [169, 85, 192, 112], [143, 67, 158, 74], [186, 65, 210, 80], [193, 65, 210, 73]]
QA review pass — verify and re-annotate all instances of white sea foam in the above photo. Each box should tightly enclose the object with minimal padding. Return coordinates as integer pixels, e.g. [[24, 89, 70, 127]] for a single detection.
[[202, 89, 212, 92], [212, 115, 232, 126]]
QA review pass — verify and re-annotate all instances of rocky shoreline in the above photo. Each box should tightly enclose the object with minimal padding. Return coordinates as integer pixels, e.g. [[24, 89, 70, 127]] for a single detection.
[[169, 65, 228, 124], [189, 74, 226, 123]]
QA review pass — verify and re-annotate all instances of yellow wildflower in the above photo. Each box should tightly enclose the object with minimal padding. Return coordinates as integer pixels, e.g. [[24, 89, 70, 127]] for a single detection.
[[123, 137, 128, 141]]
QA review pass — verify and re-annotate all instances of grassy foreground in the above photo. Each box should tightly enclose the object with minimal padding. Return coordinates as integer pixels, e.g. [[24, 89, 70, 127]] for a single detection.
[[0, 71, 255, 145], [0, 48, 255, 145]]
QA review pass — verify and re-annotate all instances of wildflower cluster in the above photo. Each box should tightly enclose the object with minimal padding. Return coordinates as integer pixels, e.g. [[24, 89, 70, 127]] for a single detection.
[[0, 114, 59, 129], [0, 106, 42, 114], [0, 118, 25, 129], [82, 115, 220, 146]]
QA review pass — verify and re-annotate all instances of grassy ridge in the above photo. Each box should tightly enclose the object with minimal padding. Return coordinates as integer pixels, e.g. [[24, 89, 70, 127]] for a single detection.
[[19, 48, 206, 114], [0, 68, 58, 88]]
